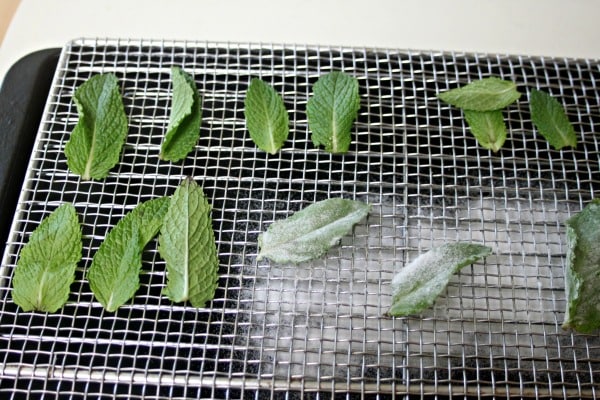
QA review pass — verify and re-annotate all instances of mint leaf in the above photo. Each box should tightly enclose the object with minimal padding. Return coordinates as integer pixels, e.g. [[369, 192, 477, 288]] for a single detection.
[[388, 243, 492, 317], [159, 178, 219, 307], [306, 71, 361, 154], [160, 67, 203, 162], [65, 73, 128, 180], [12, 204, 82, 312], [463, 110, 507, 152], [530, 89, 577, 150], [438, 77, 521, 111], [563, 199, 600, 333], [244, 78, 289, 154], [88, 197, 170, 312], [257, 198, 371, 264]]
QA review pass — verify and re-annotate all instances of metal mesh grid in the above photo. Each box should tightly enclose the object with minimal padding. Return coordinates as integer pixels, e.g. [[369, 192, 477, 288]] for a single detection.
[[1, 38, 599, 399]]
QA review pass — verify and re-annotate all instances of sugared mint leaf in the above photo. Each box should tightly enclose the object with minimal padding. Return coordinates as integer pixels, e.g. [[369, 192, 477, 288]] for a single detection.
[[65, 73, 128, 180], [160, 67, 203, 162], [307, 71, 361, 154], [257, 198, 370, 264], [244, 78, 289, 154], [159, 179, 219, 307], [530, 89, 577, 150], [388, 243, 492, 317], [88, 197, 170, 312], [438, 77, 521, 111], [463, 110, 507, 152], [12, 204, 82, 312], [563, 199, 600, 333]]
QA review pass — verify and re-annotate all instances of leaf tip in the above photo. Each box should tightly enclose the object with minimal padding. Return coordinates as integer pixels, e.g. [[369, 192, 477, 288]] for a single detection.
[[437, 91, 449, 102], [567, 137, 578, 149]]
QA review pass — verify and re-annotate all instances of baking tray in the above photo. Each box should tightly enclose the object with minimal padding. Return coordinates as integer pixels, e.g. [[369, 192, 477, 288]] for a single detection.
[[0, 38, 599, 399], [0, 48, 60, 261]]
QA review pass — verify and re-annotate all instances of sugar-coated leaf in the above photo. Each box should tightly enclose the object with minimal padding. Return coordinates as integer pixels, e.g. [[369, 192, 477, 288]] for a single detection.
[[161, 67, 203, 162], [307, 71, 361, 154], [388, 243, 492, 317], [244, 78, 289, 154], [563, 199, 600, 333], [159, 179, 219, 307], [464, 110, 507, 152], [530, 89, 577, 150], [438, 77, 521, 111], [12, 204, 82, 312], [257, 198, 371, 264], [65, 73, 128, 180], [88, 197, 170, 312]]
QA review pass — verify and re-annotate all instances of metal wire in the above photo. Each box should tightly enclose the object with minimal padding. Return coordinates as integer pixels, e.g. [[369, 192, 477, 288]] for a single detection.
[[0, 38, 599, 399]]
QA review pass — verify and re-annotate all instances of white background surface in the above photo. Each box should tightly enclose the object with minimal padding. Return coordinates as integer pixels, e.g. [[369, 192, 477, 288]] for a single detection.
[[1, 0, 600, 85]]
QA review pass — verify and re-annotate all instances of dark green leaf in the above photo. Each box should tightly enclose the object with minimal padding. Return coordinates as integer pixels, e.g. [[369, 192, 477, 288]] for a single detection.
[[244, 78, 289, 154], [88, 197, 170, 312], [12, 204, 82, 312], [563, 199, 600, 333], [65, 73, 128, 180], [438, 77, 521, 111], [161, 67, 203, 162], [530, 89, 577, 150], [464, 110, 507, 152], [159, 179, 219, 307], [306, 71, 361, 154]]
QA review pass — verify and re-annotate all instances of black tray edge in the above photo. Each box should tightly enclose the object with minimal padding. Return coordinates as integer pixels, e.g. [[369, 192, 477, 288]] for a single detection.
[[0, 48, 61, 260]]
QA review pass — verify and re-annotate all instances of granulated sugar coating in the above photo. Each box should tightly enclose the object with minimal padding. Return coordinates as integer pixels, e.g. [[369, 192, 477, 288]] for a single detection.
[[257, 198, 371, 263], [389, 243, 492, 316]]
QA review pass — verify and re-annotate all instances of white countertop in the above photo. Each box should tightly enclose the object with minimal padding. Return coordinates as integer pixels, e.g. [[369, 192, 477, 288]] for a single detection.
[[2, 0, 600, 85]]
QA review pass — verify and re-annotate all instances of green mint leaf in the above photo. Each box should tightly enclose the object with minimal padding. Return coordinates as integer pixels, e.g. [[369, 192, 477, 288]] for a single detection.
[[160, 67, 203, 162], [438, 77, 521, 111], [257, 198, 371, 264], [563, 199, 600, 333], [529, 89, 577, 150], [88, 197, 170, 312], [388, 243, 492, 317], [65, 73, 128, 180], [12, 204, 82, 312], [159, 178, 219, 307], [463, 110, 507, 152], [244, 78, 290, 154], [306, 71, 361, 154]]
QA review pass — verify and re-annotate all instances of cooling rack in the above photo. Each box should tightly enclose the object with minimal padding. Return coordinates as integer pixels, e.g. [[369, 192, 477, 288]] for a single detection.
[[0, 38, 599, 399]]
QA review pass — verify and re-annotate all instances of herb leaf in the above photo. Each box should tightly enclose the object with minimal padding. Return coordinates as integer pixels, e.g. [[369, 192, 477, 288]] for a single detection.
[[563, 199, 600, 333], [12, 204, 82, 312], [438, 77, 521, 111], [65, 73, 128, 180], [464, 110, 507, 152], [161, 67, 203, 162], [257, 198, 370, 264], [244, 78, 289, 154], [388, 243, 492, 317], [530, 89, 577, 150], [159, 179, 219, 307], [307, 71, 361, 154], [88, 197, 170, 312]]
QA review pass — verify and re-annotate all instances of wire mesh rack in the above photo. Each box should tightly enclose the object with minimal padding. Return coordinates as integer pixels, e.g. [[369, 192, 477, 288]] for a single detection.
[[0, 38, 599, 399]]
